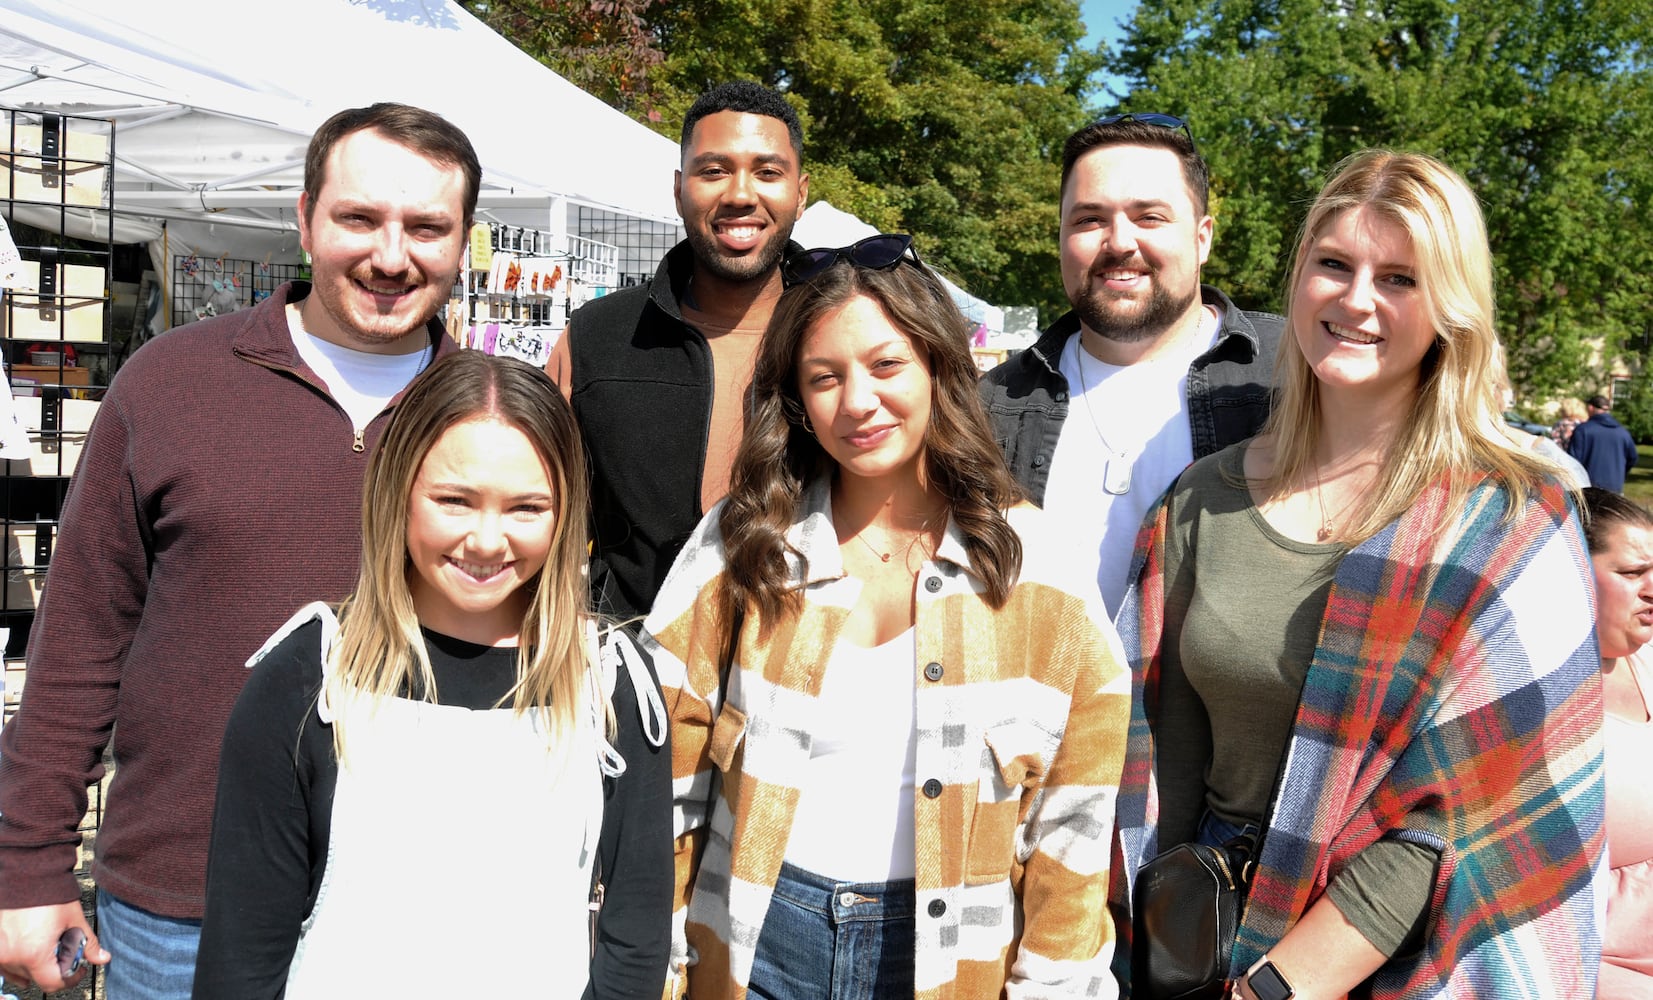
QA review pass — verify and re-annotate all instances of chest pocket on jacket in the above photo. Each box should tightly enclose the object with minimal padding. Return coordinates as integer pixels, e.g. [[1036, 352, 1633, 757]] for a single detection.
[[965, 722, 1051, 883], [708, 699, 747, 774]]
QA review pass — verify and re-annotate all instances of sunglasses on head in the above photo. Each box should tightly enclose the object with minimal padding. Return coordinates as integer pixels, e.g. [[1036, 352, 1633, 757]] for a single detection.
[[1094, 112, 1195, 145], [782, 233, 920, 288]]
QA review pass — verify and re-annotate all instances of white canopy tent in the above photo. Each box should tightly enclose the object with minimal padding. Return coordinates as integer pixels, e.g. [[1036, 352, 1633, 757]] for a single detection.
[[0, 2, 1017, 339], [0, 0, 682, 274]]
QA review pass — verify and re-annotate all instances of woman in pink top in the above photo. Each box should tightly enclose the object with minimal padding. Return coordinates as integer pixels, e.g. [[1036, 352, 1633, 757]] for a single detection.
[[1584, 486, 1653, 997]]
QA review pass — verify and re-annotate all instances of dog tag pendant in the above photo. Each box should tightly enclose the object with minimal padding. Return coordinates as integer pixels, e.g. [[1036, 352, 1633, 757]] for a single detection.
[[1102, 454, 1131, 495]]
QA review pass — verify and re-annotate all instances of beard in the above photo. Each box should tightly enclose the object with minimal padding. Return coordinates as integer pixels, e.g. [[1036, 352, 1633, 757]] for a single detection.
[[1071, 259, 1199, 344], [309, 263, 441, 348], [685, 221, 794, 284]]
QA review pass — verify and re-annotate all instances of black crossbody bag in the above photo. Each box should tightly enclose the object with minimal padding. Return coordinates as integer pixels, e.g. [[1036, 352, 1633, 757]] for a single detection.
[[1131, 832, 1257, 1000]]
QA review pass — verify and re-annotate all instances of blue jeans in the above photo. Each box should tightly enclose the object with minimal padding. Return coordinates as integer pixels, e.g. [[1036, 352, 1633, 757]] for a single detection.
[[97, 889, 201, 1000], [748, 862, 915, 1000], [1195, 810, 1260, 850]]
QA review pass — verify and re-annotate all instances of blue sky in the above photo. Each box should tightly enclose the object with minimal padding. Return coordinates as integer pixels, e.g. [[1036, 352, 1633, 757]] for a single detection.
[[1080, 0, 1137, 48], [1080, 0, 1138, 100]]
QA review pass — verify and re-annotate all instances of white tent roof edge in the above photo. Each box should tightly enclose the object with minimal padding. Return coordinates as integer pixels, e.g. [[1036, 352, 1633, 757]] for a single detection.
[[0, 0, 685, 242]]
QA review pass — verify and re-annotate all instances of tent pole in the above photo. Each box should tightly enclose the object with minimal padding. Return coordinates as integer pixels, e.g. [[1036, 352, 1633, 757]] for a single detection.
[[161, 220, 171, 334]]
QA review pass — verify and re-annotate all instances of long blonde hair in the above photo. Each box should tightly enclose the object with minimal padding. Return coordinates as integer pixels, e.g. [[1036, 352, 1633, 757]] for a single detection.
[[1262, 149, 1557, 541], [325, 351, 595, 761]]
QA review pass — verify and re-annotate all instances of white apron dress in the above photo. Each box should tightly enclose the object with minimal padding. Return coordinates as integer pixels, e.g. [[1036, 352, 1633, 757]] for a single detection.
[[280, 619, 608, 998]]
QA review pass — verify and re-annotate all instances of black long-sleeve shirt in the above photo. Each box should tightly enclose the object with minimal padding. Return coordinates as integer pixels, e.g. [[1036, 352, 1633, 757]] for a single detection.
[[192, 620, 671, 999]]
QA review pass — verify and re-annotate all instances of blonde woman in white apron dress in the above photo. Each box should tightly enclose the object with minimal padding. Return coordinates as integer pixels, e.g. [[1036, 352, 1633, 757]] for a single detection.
[[192, 351, 671, 999]]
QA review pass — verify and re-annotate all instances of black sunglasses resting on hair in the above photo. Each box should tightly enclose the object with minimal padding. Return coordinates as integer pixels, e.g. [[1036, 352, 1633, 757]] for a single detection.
[[782, 234, 921, 288], [1094, 112, 1195, 145]]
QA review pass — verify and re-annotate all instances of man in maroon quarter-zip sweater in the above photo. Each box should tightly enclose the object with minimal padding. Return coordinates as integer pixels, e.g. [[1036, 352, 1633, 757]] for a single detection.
[[0, 103, 473, 999]]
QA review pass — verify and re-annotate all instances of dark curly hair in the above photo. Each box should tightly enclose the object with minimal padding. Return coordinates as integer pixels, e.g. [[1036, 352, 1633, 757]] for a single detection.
[[718, 254, 1022, 628], [681, 81, 803, 160]]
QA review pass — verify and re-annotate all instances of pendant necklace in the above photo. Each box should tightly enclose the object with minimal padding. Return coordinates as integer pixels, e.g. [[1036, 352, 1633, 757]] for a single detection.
[[854, 524, 927, 565], [1074, 341, 1132, 495], [1310, 464, 1335, 542]]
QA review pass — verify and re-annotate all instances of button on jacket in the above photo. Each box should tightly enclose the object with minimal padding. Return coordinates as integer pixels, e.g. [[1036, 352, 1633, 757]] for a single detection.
[[644, 478, 1132, 999]]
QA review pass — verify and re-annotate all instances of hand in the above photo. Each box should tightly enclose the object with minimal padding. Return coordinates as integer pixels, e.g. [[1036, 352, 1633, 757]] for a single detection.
[[0, 902, 110, 993]]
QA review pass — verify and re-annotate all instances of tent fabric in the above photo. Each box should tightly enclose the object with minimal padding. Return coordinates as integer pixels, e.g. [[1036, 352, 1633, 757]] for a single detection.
[[0, 3, 1009, 332], [0, 0, 682, 228]]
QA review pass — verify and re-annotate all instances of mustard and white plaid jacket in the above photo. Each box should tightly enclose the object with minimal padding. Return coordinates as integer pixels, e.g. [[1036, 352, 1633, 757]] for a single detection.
[[642, 477, 1130, 999]]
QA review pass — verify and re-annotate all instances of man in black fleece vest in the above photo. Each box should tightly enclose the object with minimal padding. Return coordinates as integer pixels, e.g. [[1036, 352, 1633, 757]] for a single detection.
[[547, 81, 809, 620]]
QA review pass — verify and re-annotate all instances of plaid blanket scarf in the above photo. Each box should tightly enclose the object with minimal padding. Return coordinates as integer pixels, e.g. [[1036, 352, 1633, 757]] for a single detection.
[[1111, 472, 1606, 997]]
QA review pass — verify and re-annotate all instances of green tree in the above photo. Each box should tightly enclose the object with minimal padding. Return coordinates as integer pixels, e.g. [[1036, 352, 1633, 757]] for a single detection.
[[473, 0, 1104, 319], [461, 0, 667, 120], [1613, 370, 1653, 444], [1104, 0, 1653, 400]]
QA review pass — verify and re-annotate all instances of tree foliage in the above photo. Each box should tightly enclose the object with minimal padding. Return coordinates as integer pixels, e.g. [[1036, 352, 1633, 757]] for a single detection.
[[474, 0, 1651, 373], [473, 0, 1100, 318], [1104, 0, 1653, 400], [461, 0, 667, 120]]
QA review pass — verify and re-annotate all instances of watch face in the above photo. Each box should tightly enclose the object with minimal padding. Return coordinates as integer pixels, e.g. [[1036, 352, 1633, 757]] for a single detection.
[[1248, 961, 1295, 1000]]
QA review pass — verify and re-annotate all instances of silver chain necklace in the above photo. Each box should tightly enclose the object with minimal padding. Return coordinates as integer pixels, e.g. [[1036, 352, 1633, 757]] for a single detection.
[[1074, 340, 1132, 495]]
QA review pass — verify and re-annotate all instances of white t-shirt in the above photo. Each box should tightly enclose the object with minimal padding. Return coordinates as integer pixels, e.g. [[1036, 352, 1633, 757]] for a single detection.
[[1043, 308, 1222, 619], [784, 626, 918, 882], [288, 307, 433, 431]]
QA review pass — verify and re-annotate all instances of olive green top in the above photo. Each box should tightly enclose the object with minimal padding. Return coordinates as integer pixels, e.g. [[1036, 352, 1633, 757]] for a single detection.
[[1155, 442, 1434, 958]]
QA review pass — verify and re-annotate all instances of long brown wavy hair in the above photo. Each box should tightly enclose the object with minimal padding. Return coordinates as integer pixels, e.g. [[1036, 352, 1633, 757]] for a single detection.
[[719, 254, 1023, 628]]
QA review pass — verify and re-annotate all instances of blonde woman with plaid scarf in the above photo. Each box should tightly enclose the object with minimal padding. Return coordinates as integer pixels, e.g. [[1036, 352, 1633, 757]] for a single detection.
[[1112, 151, 1604, 999]]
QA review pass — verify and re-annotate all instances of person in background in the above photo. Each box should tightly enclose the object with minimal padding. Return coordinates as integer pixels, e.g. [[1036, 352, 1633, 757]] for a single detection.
[[1570, 393, 1639, 493], [646, 236, 1130, 998], [1524, 428, 1590, 488], [0, 103, 472, 998], [1112, 149, 1604, 998], [1581, 486, 1653, 997], [980, 113, 1282, 618], [192, 351, 670, 998], [548, 80, 809, 621], [1496, 358, 1589, 487], [1555, 396, 1588, 449]]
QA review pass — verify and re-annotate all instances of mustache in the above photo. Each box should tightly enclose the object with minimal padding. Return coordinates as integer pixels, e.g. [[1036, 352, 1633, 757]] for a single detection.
[[1089, 251, 1152, 277], [349, 265, 422, 285]]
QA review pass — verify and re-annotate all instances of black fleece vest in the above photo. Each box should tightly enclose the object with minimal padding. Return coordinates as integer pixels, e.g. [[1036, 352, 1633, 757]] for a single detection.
[[567, 247, 713, 620]]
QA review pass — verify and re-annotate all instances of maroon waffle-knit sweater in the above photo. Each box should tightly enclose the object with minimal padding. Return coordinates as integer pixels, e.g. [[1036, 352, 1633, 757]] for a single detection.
[[0, 282, 456, 918]]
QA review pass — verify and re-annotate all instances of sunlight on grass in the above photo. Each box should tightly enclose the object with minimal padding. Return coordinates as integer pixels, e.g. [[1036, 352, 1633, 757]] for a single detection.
[[1625, 446, 1653, 507]]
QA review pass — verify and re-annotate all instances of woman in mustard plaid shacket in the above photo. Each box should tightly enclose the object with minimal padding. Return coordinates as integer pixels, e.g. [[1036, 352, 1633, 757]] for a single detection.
[[643, 236, 1131, 1000]]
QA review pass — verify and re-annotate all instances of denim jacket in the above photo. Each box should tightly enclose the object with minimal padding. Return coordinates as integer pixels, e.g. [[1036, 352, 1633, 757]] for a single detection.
[[979, 285, 1283, 506]]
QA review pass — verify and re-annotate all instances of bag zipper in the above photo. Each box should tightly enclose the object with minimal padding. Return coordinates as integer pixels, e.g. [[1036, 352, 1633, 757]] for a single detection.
[[1203, 844, 1238, 891]]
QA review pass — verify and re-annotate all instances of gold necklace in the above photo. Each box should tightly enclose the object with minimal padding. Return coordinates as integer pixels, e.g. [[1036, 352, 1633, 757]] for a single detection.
[[853, 524, 928, 564], [1310, 464, 1334, 542]]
